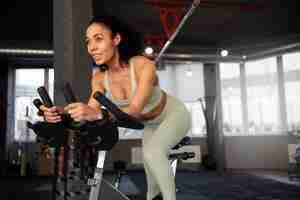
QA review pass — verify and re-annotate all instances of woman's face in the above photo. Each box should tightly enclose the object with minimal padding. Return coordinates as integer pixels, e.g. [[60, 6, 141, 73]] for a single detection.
[[85, 23, 120, 65]]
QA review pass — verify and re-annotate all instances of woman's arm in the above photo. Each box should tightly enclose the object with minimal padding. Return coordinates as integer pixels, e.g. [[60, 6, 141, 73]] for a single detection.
[[126, 56, 157, 118], [64, 71, 105, 122], [88, 71, 105, 110]]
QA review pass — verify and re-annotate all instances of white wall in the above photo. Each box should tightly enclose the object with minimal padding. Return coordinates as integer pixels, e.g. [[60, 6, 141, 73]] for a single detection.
[[225, 135, 295, 170]]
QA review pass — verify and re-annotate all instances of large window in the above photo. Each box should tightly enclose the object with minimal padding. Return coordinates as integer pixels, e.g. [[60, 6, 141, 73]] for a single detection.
[[14, 68, 54, 142], [283, 52, 300, 134], [245, 57, 280, 134], [220, 56, 292, 136], [220, 63, 243, 136]]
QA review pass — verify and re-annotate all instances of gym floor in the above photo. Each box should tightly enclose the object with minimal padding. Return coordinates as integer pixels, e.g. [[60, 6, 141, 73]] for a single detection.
[[1, 169, 299, 200]]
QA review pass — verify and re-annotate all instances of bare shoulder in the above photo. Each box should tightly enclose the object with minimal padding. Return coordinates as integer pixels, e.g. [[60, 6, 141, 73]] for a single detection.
[[130, 55, 156, 73], [130, 56, 158, 85]]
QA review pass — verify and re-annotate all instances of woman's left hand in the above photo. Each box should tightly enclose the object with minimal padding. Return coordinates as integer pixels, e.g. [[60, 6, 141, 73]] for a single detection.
[[64, 102, 101, 122]]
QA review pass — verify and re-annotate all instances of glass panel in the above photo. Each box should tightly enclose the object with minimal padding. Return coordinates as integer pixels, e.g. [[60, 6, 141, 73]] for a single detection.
[[220, 63, 243, 136], [14, 69, 54, 142], [49, 68, 54, 100], [283, 52, 300, 134], [283, 52, 300, 71], [245, 57, 279, 135], [185, 102, 206, 137]]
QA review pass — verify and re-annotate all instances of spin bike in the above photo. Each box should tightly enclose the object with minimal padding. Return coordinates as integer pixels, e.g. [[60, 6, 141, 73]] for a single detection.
[[28, 83, 144, 200]]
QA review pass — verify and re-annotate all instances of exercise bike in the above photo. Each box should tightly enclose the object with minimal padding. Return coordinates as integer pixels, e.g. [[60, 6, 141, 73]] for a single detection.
[[28, 83, 144, 200]]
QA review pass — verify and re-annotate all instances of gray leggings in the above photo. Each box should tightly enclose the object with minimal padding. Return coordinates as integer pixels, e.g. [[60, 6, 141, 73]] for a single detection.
[[142, 95, 191, 200]]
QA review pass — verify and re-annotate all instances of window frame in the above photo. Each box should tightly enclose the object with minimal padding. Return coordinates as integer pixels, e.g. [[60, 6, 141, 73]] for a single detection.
[[7, 66, 53, 143]]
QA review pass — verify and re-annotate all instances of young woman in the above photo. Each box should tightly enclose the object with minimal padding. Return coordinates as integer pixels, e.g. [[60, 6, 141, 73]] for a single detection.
[[41, 15, 191, 200]]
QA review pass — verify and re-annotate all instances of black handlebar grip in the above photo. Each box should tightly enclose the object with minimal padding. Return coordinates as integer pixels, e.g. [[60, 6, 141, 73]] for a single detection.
[[93, 91, 125, 118], [169, 152, 195, 160], [93, 91, 144, 130], [33, 98, 44, 116], [33, 98, 43, 109], [37, 86, 53, 107], [62, 82, 86, 130], [62, 82, 77, 103]]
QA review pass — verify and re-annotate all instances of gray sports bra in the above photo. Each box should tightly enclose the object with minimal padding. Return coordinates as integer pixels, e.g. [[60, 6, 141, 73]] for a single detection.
[[103, 59, 163, 113]]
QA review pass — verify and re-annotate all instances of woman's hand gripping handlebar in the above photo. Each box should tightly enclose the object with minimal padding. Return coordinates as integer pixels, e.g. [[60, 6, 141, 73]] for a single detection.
[[37, 86, 63, 123]]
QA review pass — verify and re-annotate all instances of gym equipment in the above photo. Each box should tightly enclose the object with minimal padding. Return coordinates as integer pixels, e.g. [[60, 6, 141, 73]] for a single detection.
[[169, 136, 195, 177], [88, 91, 144, 200], [155, 0, 200, 63], [169, 136, 195, 193], [288, 144, 300, 181], [198, 96, 217, 171], [28, 83, 144, 200], [113, 160, 127, 189]]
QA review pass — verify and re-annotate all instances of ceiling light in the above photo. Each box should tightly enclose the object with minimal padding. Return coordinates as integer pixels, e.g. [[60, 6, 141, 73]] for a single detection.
[[0, 48, 53, 55], [144, 46, 154, 55], [220, 49, 229, 57]]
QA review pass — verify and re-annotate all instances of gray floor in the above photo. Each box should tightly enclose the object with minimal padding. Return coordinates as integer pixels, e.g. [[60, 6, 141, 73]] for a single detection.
[[1, 169, 300, 200], [247, 170, 300, 186]]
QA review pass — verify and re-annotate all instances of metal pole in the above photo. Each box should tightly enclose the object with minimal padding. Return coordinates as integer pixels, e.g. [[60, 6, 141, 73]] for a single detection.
[[155, 0, 201, 63]]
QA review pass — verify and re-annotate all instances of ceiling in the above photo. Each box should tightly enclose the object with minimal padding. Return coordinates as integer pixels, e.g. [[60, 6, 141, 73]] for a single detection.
[[0, 0, 52, 50], [1, 0, 300, 59]]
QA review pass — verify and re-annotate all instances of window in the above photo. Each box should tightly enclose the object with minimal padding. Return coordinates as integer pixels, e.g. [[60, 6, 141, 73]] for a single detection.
[[283, 52, 300, 134], [185, 101, 206, 137], [245, 57, 280, 135], [14, 68, 54, 142], [49, 68, 54, 100], [220, 63, 243, 136], [168, 61, 206, 137]]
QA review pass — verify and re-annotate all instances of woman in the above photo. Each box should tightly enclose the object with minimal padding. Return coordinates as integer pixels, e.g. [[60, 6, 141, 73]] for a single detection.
[[41, 15, 191, 200]]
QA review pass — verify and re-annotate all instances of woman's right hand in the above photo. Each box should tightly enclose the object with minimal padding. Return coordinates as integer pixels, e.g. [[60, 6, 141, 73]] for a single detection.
[[40, 105, 64, 123]]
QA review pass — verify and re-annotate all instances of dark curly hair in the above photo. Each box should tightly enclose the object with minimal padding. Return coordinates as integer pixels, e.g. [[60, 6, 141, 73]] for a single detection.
[[89, 15, 144, 71]]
